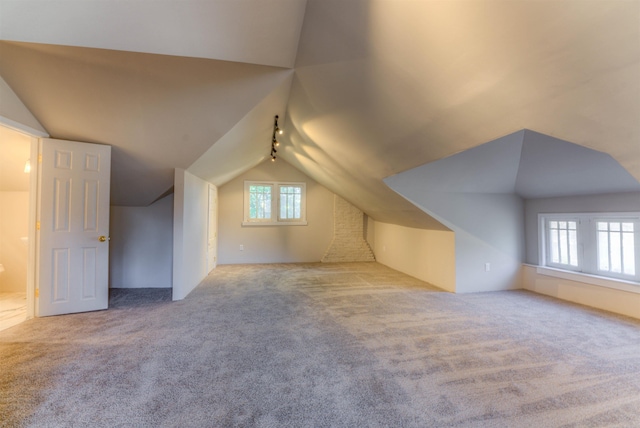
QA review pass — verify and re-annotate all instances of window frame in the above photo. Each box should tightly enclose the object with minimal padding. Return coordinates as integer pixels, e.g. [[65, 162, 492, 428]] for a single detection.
[[277, 183, 306, 223], [542, 215, 582, 272], [592, 217, 638, 281], [539, 212, 640, 283], [243, 180, 307, 226]]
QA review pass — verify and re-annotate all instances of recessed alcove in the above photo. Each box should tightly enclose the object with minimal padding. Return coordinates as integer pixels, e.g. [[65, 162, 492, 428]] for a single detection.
[[384, 129, 640, 293]]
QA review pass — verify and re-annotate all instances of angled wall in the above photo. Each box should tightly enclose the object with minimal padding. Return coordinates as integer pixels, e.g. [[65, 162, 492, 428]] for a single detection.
[[383, 129, 640, 294], [372, 221, 455, 292], [386, 191, 525, 293], [173, 169, 213, 300], [0, 75, 47, 136], [384, 132, 526, 292]]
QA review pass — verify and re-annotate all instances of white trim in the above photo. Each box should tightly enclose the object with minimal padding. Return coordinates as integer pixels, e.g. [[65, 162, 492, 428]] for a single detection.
[[538, 212, 640, 282], [241, 221, 308, 227], [277, 182, 306, 222], [0, 115, 49, 138], [243, 181, 275, 224], [535, 265, 640, 294], [26, 137, 39, 319], [243, 180, 307, 226]]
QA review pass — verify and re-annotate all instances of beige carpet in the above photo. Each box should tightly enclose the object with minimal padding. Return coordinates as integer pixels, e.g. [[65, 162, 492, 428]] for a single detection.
[[1, 262, 639, 427]]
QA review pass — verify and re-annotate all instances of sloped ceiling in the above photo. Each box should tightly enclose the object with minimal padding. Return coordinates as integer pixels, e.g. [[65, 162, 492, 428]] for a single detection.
[[0, 41, 294, 205], [0, 0, 638, 227], [0, 0, 306, 67], [385, 130, 640, 200]]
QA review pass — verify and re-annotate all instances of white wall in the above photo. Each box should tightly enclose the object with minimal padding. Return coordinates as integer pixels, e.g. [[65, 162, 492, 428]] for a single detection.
[[109, 194, 174, 288], [0, 192, 29, 292], [524, 191, 640, 265], [373, 221, 456, 292], [173, 169, 213, 300], [522, 265, 640, 320], [218, 159, 334, 264], [0, 75, 47, 136]]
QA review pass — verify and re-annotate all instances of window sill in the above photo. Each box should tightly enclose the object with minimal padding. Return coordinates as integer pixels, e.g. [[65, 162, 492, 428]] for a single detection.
[[242, 221, 308, 227], [533, 265, 640, 294]]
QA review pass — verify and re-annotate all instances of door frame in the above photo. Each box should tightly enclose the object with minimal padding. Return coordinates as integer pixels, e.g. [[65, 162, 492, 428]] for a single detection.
[[26, 137, 39, 319], [0, 117, 49, 320]]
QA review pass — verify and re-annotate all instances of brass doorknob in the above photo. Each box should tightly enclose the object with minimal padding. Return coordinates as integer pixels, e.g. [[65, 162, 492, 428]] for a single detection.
[[99, 236, 110, 242]]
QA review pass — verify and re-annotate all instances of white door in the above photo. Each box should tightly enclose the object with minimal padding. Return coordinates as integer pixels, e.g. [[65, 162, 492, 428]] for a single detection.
[[207, 184, 217, 272], [37, 139, 111, 316]]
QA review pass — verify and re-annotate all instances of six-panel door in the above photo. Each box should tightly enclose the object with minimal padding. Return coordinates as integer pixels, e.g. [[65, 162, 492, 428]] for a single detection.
[[37, 139, 111, 317]]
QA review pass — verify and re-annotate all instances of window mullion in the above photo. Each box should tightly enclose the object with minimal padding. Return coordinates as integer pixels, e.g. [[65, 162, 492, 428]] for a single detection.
[[606, 228, 611, 274], [619, 226, 624, 274]]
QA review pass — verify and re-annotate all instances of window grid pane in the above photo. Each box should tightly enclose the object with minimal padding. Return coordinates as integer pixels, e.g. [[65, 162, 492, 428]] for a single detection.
[[249, 185, 272, 220], [280, 185, 302, 220], [560, 229, 568, 264], [598, 230, 610, 271], [622, 231, 636, 275], [548, 220, 578, 267], [549, 228, 558, 263], [597, 221, 636, 276], [569, 230, 578, 266]]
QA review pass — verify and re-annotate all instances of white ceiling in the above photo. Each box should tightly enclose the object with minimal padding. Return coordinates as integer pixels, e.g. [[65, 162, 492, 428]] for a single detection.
[[0, 0, 638, 227], [0, 0, 307, 68]]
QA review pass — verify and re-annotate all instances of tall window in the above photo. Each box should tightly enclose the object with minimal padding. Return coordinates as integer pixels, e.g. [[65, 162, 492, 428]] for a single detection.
[[243, 181, 306, 225], [248, 184, 272, 221], [279, 185, 303, 221], [547, 220, 579, 268], [540, 213, 640, 282], [597, 221, 636, 276]]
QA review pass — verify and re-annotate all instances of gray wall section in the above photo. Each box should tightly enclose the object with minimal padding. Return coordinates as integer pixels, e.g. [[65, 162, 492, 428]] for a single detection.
[[382, 131, 529, 291], [404, 191, 525, 292], [516, 131, 640, 198], [218, 159, 335, 264], [524, 192, 640, 265], [109, 194, 174, 288]]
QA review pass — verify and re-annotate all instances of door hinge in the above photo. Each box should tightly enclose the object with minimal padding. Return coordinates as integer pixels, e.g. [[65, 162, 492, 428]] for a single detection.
[[36, 221, 41, 230], [35, 288, 39, 298], [38, 154, 43, 163]]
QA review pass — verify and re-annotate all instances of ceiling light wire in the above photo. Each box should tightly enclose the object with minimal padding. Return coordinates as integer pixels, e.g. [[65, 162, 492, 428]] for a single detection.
[[271, 115, 282, 161]]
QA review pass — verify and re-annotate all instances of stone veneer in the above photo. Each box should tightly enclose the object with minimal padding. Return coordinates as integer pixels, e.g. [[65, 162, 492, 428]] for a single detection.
[[322, 195, 375, 263]]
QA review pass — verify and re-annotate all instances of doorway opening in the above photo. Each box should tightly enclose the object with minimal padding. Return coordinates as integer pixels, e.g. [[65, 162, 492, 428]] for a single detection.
[[0, 126, 33, 331]]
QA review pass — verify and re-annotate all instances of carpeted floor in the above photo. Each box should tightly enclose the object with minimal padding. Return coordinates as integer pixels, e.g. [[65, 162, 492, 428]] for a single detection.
[[1, 262, 639, 427]]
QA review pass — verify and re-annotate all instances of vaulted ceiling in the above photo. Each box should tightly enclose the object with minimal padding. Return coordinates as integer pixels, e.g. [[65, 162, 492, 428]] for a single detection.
[[1, 0, 638, 229]]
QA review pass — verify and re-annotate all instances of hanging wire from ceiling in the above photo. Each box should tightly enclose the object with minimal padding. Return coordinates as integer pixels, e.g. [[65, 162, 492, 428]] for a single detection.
[[271, 115, 283, 161]]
